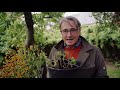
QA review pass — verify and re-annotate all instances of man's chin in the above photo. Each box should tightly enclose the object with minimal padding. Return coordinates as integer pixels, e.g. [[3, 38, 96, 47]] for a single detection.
[[66, 43, 74, 47]]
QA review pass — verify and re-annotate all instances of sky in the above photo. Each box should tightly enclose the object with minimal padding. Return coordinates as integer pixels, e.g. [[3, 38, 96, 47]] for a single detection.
[[64, 12, 81, 17], [64, 12, 96, 25], [32, 12, 96, 25]]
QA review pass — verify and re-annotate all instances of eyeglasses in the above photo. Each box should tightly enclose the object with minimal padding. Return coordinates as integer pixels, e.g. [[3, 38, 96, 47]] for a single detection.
[[60, 28, 78, 35]]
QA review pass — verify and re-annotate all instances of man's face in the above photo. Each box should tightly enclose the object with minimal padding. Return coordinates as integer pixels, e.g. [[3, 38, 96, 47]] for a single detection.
[[60, 20, 80, 47]]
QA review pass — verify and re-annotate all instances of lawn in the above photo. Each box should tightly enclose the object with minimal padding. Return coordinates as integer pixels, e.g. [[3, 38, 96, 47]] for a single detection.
[[105, 60, 120, 78]]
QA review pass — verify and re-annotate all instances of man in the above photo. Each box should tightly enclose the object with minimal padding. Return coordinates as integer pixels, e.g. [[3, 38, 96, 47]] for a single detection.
[[48, 16, 109, 78]]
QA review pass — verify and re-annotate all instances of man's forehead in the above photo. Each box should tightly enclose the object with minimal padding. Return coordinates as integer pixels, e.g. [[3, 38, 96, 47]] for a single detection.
[[62, 20, 76, 27]]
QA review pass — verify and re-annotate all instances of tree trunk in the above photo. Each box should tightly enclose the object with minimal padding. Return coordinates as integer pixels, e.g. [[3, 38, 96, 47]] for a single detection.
[[24, 12, 34, 48], [112, 12, 120, 25]]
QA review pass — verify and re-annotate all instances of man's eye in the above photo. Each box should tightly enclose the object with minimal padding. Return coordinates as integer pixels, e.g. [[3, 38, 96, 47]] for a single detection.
[[63, 30, 68, 32]]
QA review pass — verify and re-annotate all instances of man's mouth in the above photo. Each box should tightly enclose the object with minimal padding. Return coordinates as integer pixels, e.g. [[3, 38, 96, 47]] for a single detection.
[[66, 38, 74, 40]]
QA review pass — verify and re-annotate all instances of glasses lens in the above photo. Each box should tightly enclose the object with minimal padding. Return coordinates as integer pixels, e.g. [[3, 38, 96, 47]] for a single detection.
[[70, 28, 78, 34], [61, 28, 78, 35]]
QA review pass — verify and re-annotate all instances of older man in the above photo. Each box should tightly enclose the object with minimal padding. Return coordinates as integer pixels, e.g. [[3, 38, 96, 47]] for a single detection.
[[48, 16, 109, 78]]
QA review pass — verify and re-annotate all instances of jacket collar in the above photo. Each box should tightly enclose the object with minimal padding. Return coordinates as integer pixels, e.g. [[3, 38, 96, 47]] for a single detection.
[[80, 36, 93, 51]]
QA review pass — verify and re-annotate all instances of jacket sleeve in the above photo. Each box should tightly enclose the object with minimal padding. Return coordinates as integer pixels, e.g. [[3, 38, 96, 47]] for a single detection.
[[48, 46, 56, 60], [95, 47, 109, 78]]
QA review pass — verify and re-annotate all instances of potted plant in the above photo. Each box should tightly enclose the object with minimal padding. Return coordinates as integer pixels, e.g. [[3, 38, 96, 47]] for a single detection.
[[46, 51, 81, 78]]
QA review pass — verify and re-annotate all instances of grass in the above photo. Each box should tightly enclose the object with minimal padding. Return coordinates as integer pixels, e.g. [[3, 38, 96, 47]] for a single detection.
[[106, 60, 120, 78], [107, 67, 120, 78]]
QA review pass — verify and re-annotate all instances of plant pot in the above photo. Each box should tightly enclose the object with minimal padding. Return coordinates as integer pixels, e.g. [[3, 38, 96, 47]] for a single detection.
[[47, 65, 80, 78]]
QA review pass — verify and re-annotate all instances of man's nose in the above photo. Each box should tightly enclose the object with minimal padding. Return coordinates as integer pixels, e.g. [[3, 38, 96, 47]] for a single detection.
[[66, 31, 72, 36]]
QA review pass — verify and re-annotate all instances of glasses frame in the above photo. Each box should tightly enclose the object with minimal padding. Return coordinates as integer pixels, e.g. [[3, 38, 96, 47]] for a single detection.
[[60, 28, 78, 35]]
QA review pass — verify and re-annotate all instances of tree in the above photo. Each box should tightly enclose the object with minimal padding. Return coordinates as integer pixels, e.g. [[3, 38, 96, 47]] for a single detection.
[[112, 12, 120, 25], [89, 12, 120, 58], [24, 12, 34, 48]]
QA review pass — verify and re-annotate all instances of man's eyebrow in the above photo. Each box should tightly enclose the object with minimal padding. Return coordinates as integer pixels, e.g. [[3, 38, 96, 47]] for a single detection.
[[61, 27, 77, 31]]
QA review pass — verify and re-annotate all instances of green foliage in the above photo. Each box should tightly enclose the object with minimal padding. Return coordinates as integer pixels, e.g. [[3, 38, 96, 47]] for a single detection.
[[92, 12, 114, 24], [33, 12, 64, 47], [23, 45, 47, 78], [81, 12, 120, 59], [47, 51, 77, 69], [0, 54, 4, 66], [0, 45, 47, 78], [0, 12, 64, 53], [81, 23, 120, 59], [0, 13, 26, 54], [0, 12, 64, 72]]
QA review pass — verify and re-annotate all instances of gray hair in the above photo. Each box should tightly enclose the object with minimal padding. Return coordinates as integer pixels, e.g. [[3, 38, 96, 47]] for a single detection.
[[59, 16, 81, 29]]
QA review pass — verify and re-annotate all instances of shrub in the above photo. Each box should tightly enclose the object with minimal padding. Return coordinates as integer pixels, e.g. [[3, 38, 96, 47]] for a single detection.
[[0, 45, 47, 78]]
